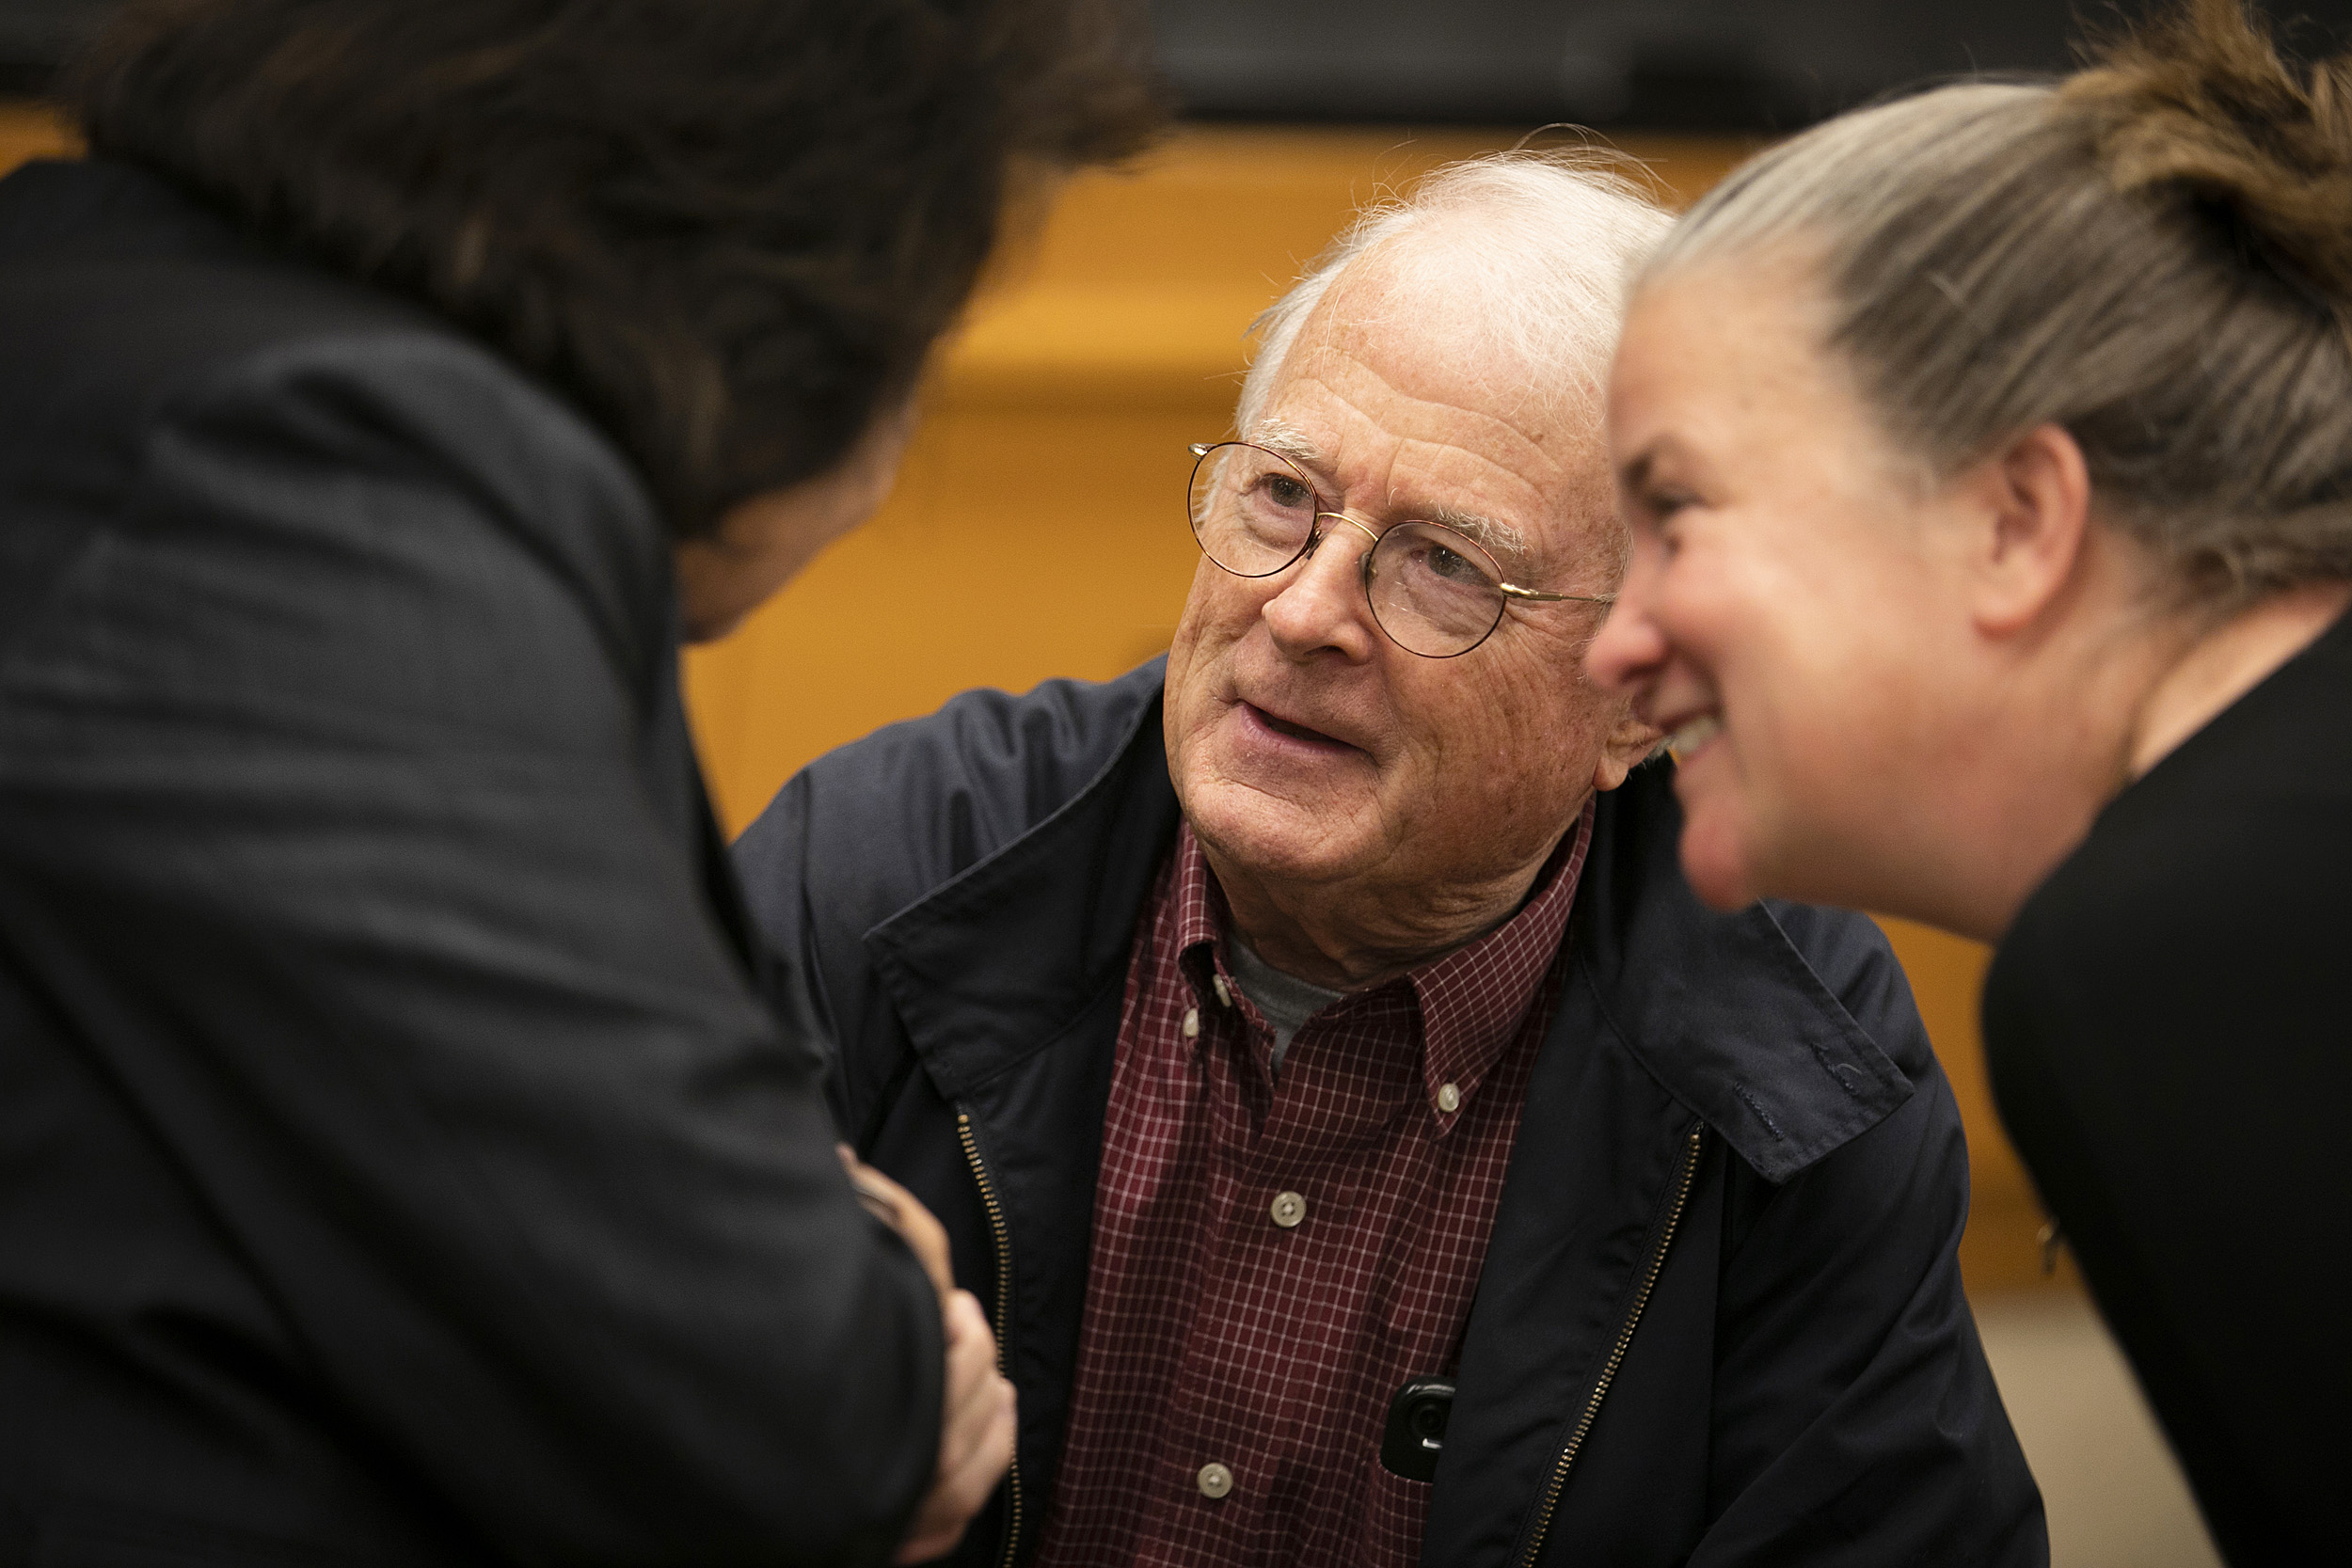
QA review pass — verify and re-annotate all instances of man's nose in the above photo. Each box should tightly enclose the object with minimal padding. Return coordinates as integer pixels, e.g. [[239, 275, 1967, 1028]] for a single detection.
[[1583, 544, 1670, 694], [1261, 515, 1379, 661]]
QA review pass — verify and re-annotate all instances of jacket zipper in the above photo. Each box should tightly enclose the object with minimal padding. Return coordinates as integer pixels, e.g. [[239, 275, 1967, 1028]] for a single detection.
[[956, 1110, 1023, 1568], [1515, 1124, 1707, 1568]]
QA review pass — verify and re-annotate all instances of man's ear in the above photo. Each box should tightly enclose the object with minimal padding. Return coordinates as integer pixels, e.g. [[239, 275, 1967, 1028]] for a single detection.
[[1962, 422, 2092, 638], [1591, 710, 1664, 794]]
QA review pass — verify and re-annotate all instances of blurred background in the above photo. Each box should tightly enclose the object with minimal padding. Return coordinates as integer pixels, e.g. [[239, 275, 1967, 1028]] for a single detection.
[[17, 2, 2352, 1561]]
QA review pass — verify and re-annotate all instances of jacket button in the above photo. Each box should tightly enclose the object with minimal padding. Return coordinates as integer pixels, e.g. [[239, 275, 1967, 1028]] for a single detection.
[[1269, 1190, 1307, 1228], [1197, 1462, 1234, 1498], [1437, 1083, 1462, 1114]]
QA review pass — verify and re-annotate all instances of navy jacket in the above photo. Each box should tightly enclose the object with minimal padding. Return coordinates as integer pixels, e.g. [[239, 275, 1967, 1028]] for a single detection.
[[0, 159, 941, 1564], [736, 663, 2046, 1568]]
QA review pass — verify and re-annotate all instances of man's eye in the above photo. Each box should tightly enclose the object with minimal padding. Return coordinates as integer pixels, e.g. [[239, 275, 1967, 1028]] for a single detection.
[[1426, 546, 1481, 583], [1264, 474, 1311, 510]]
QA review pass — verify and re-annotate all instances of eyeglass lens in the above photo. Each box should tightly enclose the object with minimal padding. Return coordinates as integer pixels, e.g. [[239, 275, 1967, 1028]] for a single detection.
[[1187, 441, 1317, 576], [1187, 441, 1508, 657]]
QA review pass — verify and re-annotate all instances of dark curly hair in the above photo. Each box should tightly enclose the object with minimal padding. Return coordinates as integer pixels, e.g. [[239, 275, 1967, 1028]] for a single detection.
[[67, 0, 1166, 537]]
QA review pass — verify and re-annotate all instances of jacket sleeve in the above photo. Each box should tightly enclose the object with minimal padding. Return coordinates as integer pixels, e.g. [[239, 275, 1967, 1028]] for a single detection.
[[0, 334, 942, 1560], [1692, 906, 2047, 1567]]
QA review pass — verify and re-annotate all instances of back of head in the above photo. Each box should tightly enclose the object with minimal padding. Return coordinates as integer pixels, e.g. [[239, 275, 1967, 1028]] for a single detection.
[[68, 0, 1166, 537], [1238, 150, 1674, 441], [1645, 0, 2352, 604]]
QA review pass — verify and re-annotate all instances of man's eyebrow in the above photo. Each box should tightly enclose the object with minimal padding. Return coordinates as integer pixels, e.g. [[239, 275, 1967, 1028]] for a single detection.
[[1422, 505, 1532, 564], [1247, 420, 1327, 470]]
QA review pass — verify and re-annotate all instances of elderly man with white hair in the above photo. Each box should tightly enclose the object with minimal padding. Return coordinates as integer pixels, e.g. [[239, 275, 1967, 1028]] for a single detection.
[[734, 155, 2045, 1568]]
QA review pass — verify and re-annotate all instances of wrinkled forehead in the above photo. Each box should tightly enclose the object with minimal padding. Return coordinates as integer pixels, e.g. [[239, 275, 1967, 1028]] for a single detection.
[[1248, 261, 1615, 578]]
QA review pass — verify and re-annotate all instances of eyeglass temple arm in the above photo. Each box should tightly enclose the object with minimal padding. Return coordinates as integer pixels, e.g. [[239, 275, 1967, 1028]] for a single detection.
[[1502, 584, 1615, 605]]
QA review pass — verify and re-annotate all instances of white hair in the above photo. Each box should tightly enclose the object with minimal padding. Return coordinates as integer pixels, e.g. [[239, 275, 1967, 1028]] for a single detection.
[[1232, 149, 1675, 437]]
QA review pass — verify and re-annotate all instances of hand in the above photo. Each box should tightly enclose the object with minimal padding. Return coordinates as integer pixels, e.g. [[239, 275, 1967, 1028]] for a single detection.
[[834, 1148, 1016, 1563], [895, 1288, 1017, 1563], [837, 1144, 954, 1300]]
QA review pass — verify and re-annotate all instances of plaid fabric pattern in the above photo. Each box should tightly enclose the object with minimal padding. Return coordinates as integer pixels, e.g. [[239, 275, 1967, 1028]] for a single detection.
[[1032, 801, 1595, 1568]]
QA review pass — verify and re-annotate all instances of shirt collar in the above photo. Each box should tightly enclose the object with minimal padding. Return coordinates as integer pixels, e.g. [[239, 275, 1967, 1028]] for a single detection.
[[1407, 800, 1591, 1121], [1169, 800, 1595, 1128]]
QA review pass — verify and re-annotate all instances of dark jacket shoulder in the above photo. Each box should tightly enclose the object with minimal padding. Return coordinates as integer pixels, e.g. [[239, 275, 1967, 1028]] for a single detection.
[[738, 657, 1168, 943], [1982, 609, 2352, 1565], [736, 659, 1173, 1120], [0, 157, 666, 684], [0, 155, 943, 1565]]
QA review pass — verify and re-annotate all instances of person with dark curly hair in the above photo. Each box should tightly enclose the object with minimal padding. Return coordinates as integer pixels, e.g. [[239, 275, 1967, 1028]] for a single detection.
[[1590, 1, 2352, 1559], [0, 2, 1160, 1562]]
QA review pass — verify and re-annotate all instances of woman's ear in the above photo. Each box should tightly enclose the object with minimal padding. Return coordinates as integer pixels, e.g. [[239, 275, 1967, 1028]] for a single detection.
[[1962, 421, 2093, 638]]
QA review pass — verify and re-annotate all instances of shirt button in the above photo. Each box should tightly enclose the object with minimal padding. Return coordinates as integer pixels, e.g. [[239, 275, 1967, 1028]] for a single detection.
[[1269, 1190, 1307, 1228], [1197, 1462, 1234, 1499], [1437, 1083, 1462, 1114], [1182, 1006, 1200, 1038], [1213, 973, 1232, 1007]]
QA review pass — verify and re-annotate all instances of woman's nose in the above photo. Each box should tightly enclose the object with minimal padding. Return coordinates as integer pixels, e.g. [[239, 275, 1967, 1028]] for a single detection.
[[1584, 545, 1670, 694]]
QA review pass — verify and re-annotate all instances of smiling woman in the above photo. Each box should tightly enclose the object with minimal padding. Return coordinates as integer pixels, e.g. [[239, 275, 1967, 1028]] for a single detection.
[[1599, 248, 1994, 921], [1586, 2, 2352, 1559]]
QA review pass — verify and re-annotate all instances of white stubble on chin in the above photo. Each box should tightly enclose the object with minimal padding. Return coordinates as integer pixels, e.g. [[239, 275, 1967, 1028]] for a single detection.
[[1185, 736, 1384, 889]]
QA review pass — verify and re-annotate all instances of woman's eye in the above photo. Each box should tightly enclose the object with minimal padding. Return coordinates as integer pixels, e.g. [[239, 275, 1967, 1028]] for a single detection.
[[1638, 492, 1694, 555]]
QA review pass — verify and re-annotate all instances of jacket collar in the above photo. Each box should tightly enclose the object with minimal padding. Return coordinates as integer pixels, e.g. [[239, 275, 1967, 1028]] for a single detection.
[[864, 673, 1180, 1103], [1568, 760, 1913, 1181], [870, 678, 1909, 1178]]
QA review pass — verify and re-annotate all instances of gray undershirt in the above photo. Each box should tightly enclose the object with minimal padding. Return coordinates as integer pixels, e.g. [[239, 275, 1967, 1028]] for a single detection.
[[1222, 935, 1351, 1076]]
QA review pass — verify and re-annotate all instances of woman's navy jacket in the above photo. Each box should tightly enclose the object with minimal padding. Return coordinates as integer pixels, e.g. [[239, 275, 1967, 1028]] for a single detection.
[[734, 660, 2048, 1568]]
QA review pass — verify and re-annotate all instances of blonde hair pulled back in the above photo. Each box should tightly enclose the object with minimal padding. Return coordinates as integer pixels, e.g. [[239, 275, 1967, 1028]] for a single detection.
[[1644, 0, 2352, 601]]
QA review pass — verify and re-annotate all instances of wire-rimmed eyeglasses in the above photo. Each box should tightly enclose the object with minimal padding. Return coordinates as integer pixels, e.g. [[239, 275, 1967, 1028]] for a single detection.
[[1185, 440, 1613, 658]]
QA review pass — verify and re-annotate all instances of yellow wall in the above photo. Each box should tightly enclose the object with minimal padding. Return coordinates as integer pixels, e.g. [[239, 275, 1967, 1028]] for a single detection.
[[0, 102, 73, 167], [0, 104, 2060, 1293]]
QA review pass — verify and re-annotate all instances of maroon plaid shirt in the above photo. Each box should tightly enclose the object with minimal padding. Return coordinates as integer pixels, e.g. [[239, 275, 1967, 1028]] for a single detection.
[[1032, 802, 1595, 1568]]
